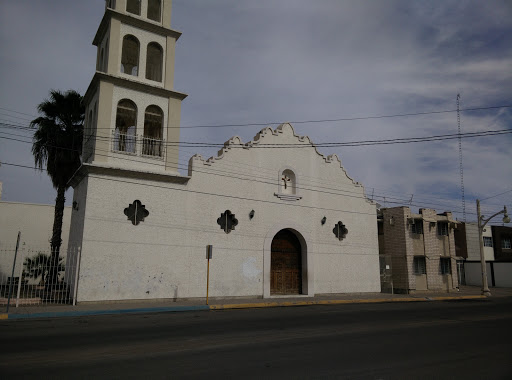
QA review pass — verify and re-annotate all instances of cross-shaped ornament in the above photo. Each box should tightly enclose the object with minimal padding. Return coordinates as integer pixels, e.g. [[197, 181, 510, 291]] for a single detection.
[[282, 175, 291, 189]]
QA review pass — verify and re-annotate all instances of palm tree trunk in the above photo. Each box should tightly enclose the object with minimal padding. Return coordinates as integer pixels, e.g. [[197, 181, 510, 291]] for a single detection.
[[47, 185, 66, 295]]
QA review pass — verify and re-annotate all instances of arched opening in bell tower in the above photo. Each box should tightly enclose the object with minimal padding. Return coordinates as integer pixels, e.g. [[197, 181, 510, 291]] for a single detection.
[[121, 35, 140, 76], [143, 105, 164, 157], [146, 42, 163, 82]]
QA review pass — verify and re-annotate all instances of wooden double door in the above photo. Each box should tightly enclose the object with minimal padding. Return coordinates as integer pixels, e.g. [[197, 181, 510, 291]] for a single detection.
[[271, 229, 302, 295]]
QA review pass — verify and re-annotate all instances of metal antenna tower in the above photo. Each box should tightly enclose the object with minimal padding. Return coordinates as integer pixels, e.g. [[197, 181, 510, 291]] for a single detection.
[[457, 94, 466, 222]]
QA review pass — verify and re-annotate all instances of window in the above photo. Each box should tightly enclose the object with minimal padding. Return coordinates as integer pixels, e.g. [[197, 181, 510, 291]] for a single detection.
[[87, 110, 93, 137], [411, 220, 423, 234], [142, 105, 163, 157], [121, 35, 139, 76], [114, 99, 137, 153], [126, 0, 141, 15], [483, 236, 493, 247], [437, 222, 449, 236], [93, 103, 97, 132], [99, 48, 104, 71], [146, 43, 163, 82], [440, 257, 452, 275], [413, 257, 426, 275], [503, 238, 511, 249], [148, 0, 162, 22], [84, 110, 93, 148], [333, 221, 348, 241], [104, 38, 109, 71], [106, 0, 116, 9], [217, 210, 238, 234], [377, 221, 384, 235]]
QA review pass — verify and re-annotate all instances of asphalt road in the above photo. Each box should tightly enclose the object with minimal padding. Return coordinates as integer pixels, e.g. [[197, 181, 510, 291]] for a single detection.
[[1, 298, 512, 379]]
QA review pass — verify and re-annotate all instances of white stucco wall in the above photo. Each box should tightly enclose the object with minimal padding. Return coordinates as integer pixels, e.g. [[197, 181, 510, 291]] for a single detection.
[[0, 201, 72, 282], [465, 222, 494, 261], [71, 124, 381, 302]]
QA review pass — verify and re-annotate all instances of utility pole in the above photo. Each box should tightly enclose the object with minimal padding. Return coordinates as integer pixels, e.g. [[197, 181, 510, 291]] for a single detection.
[[476, 200, 491, 297]]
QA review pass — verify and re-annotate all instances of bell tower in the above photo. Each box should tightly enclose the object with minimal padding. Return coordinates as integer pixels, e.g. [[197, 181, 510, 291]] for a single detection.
[[82, 0, 186, 174]]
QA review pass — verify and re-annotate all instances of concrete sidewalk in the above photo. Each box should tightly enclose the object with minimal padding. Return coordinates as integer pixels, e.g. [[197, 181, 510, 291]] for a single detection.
[[2, 286, 512, 320]]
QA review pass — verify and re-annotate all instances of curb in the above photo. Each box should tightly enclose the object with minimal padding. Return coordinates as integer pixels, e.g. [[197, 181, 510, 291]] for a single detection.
[[210, 295, 487, 310], [1, 295, 487, 320], [3, 305, 210, 320]]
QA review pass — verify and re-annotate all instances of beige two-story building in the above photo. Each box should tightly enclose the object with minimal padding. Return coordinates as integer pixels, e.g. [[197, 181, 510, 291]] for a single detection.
[[378, 207, 458, 293]]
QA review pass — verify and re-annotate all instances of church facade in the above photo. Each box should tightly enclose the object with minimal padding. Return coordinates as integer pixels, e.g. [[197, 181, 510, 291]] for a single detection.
[[68, 0, 380, 302]]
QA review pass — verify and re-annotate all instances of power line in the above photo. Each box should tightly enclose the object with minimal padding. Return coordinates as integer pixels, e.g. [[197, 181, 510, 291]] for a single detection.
[[2, 103, 510, 130], [0, 157, 482, 217], [1, 127, 508, 215], [1, 125, 507, 214], [480, 189, 512, 201], [159, 104, 512, 129], [0, 120, 499, 210], [0, 107, 38, 118], [0, 128, 508, 211], [2, 122, 510, 148]]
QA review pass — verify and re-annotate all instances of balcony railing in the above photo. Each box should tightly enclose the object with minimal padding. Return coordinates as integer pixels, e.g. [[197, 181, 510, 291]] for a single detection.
[[142, 136, 163, 158], [112, 131, 137, 154], [111, 131, 164, 159]]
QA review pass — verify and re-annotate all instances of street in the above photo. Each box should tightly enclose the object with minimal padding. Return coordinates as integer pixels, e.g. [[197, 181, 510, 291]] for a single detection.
[[1, 298, 512, 379]]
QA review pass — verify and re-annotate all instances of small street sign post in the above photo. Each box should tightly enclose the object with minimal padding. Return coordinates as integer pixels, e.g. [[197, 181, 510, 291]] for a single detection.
[[206, 245, 213, 305]]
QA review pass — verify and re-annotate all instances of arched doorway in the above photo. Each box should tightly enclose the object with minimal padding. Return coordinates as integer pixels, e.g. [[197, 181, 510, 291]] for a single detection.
[[271, 229, 302, 295]]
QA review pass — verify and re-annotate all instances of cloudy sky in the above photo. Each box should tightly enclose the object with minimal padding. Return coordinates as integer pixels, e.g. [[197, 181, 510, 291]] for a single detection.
[[0, 0, 511, 223]]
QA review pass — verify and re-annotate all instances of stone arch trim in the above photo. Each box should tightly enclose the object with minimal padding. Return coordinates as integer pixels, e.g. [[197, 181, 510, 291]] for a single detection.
[[263, 222, 314, 298]]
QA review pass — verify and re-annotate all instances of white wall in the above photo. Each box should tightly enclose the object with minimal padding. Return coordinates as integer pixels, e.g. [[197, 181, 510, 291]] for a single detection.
[[463, 261, 488, 287], [72, 124, 381, 301]]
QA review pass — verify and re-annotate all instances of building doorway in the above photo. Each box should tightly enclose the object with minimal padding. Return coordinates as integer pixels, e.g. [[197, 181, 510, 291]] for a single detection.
[[271, 229, 302, 295]]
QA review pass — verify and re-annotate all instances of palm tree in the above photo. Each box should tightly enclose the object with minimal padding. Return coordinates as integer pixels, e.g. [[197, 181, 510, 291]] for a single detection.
[[30, 90, 84, 290], [23, 253, 65, 286]]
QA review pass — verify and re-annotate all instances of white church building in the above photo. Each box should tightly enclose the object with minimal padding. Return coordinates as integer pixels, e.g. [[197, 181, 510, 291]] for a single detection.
[[68, 0, 380, 302]]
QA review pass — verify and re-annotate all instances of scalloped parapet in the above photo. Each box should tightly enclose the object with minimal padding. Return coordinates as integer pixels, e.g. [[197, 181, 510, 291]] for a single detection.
[[187, 122, 373, 203]]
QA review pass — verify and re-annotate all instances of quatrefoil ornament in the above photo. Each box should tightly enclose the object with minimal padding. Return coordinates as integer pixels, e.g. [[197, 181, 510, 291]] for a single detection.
[[217, 210, 238, 234], [333, 221, 348, 241], [124, 200, 149, 226]]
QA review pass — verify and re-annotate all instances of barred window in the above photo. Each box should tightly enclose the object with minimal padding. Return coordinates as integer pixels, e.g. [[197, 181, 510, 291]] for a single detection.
[[440, 257, 451, 275], [126, 0, 141, 15], [503, 238, 511, 249], [121, 35, 140, 76], [142, 105, 163, 157], [148, 0, 162, 22], [146, 42, 163, 82], [483, 236, 493, 247], [413, 257, 426, 275], [114, 99, 137, 153], [411, 220, 423, 235], [437, 222, 449, 236]]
